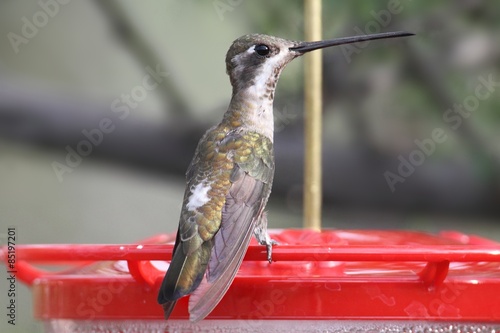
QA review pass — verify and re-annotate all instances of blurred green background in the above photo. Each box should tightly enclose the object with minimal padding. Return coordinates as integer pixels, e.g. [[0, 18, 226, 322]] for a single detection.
[[0, 1, 499, 331]]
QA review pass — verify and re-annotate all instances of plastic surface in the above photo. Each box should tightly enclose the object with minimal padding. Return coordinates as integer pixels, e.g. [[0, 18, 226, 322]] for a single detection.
[[41, 320, 500, 333], [2, 230, 500, 322]]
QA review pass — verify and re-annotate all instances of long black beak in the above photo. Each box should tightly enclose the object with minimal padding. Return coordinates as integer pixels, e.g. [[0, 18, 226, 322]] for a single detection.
[[290, 31, 414, 53]]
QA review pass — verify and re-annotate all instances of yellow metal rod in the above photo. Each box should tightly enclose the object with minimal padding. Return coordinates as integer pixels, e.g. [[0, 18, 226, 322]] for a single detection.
[[303, 0, 322, 231]]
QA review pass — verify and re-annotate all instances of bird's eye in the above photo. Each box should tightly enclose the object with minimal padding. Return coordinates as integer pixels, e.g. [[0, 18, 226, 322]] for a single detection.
[[254, 44, 270, 56]]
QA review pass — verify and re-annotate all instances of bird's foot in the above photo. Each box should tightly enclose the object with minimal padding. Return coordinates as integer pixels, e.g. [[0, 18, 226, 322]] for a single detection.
[[261, 237, 278, 263], [254, 212, 277, 263]]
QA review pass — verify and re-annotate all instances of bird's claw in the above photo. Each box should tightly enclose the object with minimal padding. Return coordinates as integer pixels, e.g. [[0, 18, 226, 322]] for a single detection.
[[264, 239, 278, 263]]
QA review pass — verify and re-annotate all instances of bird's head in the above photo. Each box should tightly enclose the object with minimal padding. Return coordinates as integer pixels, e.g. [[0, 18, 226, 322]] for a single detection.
[[225, 31, 413, 95]]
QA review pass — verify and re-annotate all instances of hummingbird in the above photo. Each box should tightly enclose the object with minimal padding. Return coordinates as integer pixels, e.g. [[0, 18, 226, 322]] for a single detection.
[[157, 31, 413, 321]]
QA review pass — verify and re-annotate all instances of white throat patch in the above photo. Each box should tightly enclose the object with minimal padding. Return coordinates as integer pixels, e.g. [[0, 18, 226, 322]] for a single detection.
[[230, 45, 293, 141]]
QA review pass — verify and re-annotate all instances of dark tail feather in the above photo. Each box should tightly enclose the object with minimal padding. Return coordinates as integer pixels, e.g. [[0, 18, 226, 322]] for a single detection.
[[162, 301, 177, 319], [157, 233, 213, 320]]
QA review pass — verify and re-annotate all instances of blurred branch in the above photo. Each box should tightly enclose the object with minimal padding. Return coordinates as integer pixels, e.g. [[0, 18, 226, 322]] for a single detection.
[[92, 0, 191, 118], [0, 79, 199, 174], [0, 78, 495, 215]]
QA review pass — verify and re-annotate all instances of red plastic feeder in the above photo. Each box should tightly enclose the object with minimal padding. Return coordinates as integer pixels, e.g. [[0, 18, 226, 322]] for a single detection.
[[2, 229, 500, 332]]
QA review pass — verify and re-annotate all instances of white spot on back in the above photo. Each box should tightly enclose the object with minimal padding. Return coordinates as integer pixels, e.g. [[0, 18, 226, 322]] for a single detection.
[[186, 182, 212, 211]]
